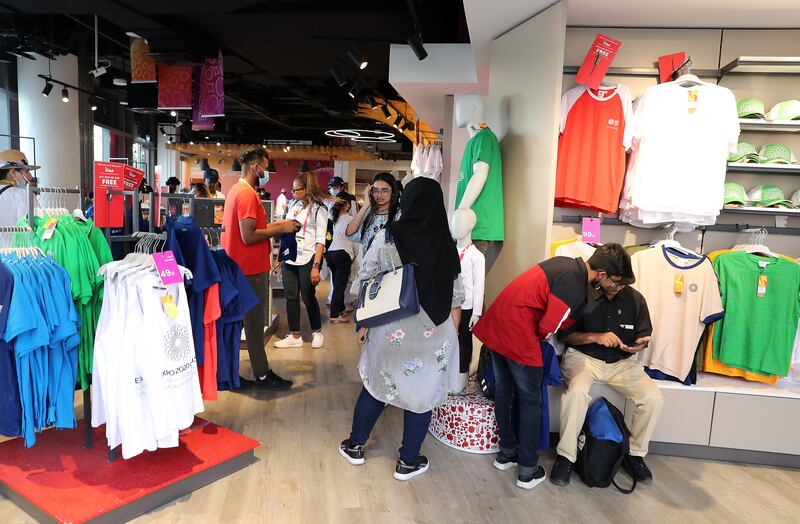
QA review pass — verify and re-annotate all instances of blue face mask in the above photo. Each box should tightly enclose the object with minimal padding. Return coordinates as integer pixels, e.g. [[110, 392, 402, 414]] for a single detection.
[[256, 165, 269, 187], [329, 188, 339, 196]]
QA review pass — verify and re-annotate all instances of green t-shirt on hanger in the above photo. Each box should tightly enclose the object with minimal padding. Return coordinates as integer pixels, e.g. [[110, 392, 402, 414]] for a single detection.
[[455, 127, 505, 241], [712, 251, 800, 376]]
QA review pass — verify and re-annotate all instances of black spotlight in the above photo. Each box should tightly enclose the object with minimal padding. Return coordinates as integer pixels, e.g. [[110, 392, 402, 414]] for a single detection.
[[41, 80, 53, 97], [366, 92, 379, 110], [347, 49, 368, 70], [330, 64, 347, 87], [408, 34, 428, 61], [404, 120, 416, 132], [299, 160, 309, 172], [61, 87, 69, 103], [392, 115, 403, 129], [231, 159, 242, 172], [347, 80, 363, 99], [381, 105, 392, 120], [199, 158, 211, 171], [267, 159, 277, 173]]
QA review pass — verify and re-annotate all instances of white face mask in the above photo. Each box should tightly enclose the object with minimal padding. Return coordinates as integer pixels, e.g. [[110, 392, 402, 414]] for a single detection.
[[329, 188, 340, 196]]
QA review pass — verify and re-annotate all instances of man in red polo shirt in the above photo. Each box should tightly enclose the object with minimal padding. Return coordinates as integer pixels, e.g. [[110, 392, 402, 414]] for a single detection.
[[472, 244, 634, 490], [222, 148, 300, 390]]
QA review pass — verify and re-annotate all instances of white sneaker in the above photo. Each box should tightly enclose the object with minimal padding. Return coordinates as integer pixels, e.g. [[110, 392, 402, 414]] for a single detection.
[[312, 331, 324, 348], [274, 334, 303, 348]]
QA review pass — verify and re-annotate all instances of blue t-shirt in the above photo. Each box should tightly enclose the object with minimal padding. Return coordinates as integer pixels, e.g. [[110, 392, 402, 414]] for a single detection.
[[166, 216, 221, 364], [0, 261, 21, 437]]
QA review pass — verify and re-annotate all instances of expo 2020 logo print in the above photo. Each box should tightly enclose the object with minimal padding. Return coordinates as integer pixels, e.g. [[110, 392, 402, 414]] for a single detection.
[[164, 325, 191, 362]]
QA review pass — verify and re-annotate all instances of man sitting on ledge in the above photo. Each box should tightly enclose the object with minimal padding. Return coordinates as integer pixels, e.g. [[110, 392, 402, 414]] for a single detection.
[[551, 244, 663, 486]]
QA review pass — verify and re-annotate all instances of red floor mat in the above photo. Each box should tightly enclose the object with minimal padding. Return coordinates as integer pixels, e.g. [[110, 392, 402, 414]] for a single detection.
[[0, 418, 259, 523]]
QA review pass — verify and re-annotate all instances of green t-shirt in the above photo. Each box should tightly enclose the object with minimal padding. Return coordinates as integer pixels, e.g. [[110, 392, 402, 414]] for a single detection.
[[455, 127, 504, 241], [712, 251, 800, 376]]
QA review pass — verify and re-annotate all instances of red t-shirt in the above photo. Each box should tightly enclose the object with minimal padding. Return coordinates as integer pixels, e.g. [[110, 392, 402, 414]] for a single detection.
[[221, 180, 270, 276], [472, 257, 589, 366]]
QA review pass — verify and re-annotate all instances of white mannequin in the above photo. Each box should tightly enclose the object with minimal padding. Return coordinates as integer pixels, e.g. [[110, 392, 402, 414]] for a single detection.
[[450, 208, 485, 393], [455, 93, 490, 211]]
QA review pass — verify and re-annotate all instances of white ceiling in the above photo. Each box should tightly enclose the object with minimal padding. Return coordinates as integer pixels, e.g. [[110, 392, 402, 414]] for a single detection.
[[566, 0, 800, 28]]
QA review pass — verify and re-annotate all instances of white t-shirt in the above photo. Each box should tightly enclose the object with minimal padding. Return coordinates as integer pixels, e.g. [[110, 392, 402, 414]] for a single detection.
[[0, 184, 37, 227], [286, 201, 328, 266], [620, 81, 739, 229], [329, 214, 355, 258], [275, 192, 288, 219], [631, 244, 724, 380], [554, 241, 597, 260], [458, 243, 485, 312]]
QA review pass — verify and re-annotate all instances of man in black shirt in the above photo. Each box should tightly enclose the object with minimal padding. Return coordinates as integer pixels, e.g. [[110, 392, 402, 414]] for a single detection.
[[550, 261, 663, 486]]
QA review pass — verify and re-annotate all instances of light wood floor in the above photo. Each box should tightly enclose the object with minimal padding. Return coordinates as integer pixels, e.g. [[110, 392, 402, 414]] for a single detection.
[[3, 284, 800, 524]]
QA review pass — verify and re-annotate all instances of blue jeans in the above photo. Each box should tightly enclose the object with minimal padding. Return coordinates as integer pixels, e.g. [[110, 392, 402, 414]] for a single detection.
[[491, 350, 544, 475], [349, 387, 432, 463]]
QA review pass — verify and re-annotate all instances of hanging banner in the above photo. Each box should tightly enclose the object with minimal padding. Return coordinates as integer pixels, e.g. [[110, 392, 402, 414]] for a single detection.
[[192, 66, 215, 131], [200, 50, 225, 118], [130, 37, 156, 84], [575, 33, 622, 90], [123, 165, 145, 191], [658, 52, 687, 83], [157, 62, 192, 110], [93, 161, 125, 228]]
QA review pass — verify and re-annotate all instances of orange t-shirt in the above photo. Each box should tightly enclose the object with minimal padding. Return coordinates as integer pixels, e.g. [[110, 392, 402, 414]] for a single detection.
[[221, 180, 270, 276], [198, 283, 222, 400], [555, 84, 633, 214]]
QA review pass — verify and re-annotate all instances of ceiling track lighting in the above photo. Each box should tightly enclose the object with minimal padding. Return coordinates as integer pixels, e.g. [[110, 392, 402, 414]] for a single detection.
[[347, 49, 368, 70], [41, 80, 53, 97], [330, 64, 347, 87], [231, 159, 242, 171], [407, 34, 428, 61], [267, 159, 277, 173], [392, 115, 403, 129], [381, 105, 392, 120], [61, 87, 69, 103], [347, 80, 363, 99], [170, 110, 177, 117], [366, 93, 379, 110], [403, 121, 415, 132]]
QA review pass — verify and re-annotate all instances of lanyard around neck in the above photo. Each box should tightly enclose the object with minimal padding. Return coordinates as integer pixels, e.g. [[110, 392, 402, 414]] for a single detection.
[[459, 242, 472, 261]]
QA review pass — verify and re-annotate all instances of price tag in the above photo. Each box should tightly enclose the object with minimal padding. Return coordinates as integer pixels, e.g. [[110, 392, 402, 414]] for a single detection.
[[214, 205, 223, 225], [41, 217, 58, 240], [757, 274, 768, 298], [581, 217, 601, 243], [152, 250, 183, 285]]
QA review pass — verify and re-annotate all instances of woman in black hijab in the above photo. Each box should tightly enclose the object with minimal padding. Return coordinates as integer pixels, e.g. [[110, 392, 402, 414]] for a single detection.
[[339, 177, 464, 482]]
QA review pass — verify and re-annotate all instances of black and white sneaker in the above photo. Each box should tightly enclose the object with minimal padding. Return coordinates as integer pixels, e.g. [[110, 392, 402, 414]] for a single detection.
[[516, 465, 547, 490], [254, 370, 293, 391], [492, 450, 518, 471], [339, 439, 365, 466], [393, 455, 429, 481]]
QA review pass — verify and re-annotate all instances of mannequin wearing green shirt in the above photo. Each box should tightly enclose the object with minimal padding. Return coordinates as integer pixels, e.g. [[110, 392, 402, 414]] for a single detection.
[[453, 93, 504, 271]]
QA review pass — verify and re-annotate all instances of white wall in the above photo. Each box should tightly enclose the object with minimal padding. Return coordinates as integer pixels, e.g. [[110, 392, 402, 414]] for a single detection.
[[156, 132, 180, 185], [18, 54, 81, 189], [483, 0, 567, 302]]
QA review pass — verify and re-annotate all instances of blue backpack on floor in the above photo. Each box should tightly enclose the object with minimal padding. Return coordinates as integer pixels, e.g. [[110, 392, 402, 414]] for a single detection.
[[575, 397, 636, 494]]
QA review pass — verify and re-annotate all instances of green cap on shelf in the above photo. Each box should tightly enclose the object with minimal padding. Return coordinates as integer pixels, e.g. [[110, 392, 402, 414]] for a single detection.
[[791, 189, 800, 208], [758, 143, 797, 164], [747, 184, 795, 208], [728, 141, 762, 163], [737, 98, 765, 119], [766, 99, 800, 121], [723, 182, 749, 205]]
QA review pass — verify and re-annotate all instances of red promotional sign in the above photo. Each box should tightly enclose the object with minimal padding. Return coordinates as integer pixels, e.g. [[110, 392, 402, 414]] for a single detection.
[[122, 165, 145, 191], [157, 62, 192, 110], [192, 66, 215, 131], [94, 161, 125, 227], [200, 51, 225, 118], [575, 34, 622, 90], [658, 52, 686, 83]]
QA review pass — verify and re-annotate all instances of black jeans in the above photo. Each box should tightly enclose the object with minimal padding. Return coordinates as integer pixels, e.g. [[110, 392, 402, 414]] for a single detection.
[[457, 308, 473, 373], [325, 250, 352, 319], [490, 349, 544, 476], [243, 273, 270, 377], [349, 387, 432, 463], [282, 259, 322, 333]]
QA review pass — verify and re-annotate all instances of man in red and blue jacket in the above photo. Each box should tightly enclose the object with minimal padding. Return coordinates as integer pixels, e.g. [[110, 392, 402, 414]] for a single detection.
[[473, 244, 635, 490]]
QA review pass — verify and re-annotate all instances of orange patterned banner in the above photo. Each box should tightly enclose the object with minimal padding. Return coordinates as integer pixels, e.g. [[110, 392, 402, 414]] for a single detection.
[[158, 62, 192, 110], [130, 37, 156, 84]]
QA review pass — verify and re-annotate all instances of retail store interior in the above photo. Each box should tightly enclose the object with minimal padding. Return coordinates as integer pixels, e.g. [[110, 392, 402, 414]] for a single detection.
[[1, 1, 800, 523]]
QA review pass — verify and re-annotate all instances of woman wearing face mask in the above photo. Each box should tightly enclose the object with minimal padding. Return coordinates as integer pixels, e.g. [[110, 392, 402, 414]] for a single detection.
[[325, 195, 356, 323], [0, 149, 40, 227], [339, 177, 463, 481], [345, 172, 401, 266], [274, 171, 330, 349]]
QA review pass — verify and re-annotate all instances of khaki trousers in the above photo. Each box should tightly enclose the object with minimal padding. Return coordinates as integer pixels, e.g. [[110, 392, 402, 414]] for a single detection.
[[557, 348, 664, 462]]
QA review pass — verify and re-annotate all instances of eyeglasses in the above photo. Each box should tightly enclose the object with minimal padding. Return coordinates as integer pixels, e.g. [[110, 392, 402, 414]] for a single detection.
[[292, 186, 307, 193], [371, 188, 391, 195], [604, 276, 626, 289]]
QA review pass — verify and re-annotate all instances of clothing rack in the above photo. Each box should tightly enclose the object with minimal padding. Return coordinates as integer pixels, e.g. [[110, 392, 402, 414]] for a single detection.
[[27, 185, 83, 224], [555, 214, 800, 236]]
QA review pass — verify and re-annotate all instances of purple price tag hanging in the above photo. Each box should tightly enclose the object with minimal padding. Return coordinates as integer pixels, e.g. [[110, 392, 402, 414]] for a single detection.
[[152, 250, 183, 285], [582, 217, 601, 243]]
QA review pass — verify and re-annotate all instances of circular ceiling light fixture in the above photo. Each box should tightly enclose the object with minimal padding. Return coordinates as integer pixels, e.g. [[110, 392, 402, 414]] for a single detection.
[[325, 129, 397, 143]]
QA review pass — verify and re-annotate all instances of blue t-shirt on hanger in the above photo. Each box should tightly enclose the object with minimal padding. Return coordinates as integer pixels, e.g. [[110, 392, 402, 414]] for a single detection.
[[0, 260, 21, 438]]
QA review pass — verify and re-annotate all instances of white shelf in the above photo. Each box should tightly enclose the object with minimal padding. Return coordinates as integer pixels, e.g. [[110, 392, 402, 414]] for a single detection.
[[722, 56, 800, 75], [739, 119, 800, 133], [721, 206, 800, 216], [727, 163, 800, 175]]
